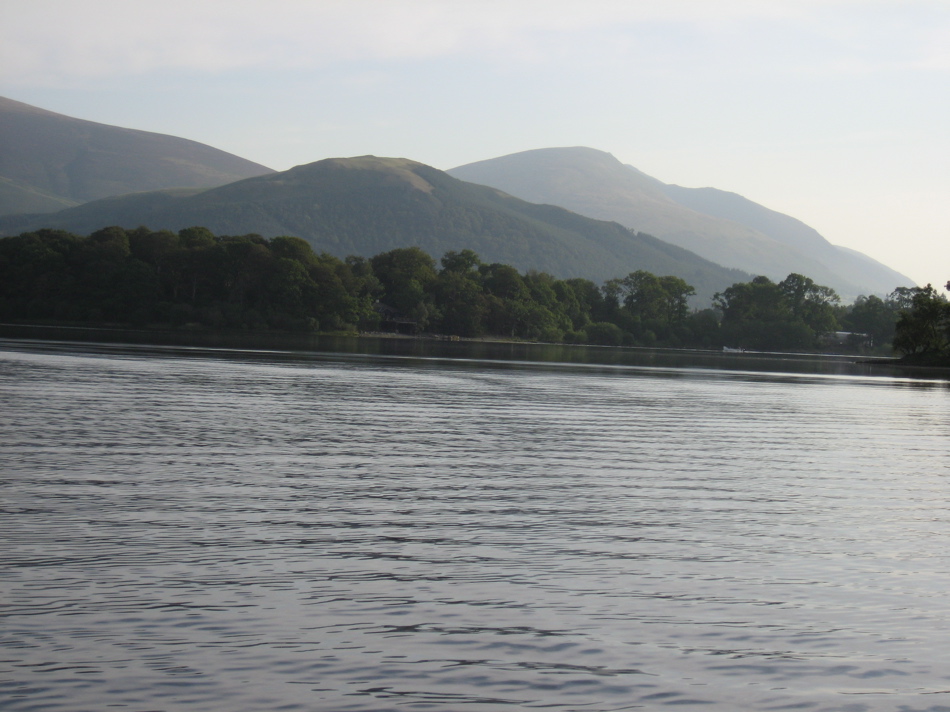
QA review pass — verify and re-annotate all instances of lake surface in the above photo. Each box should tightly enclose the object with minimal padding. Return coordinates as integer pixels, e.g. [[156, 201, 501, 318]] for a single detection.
[[2, 338, 950, 712]]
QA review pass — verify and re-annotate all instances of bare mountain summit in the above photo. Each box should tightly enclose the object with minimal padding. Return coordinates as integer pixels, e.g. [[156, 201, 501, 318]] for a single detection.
[[449, 147, 912, 297], [0, 96, 274, 216]]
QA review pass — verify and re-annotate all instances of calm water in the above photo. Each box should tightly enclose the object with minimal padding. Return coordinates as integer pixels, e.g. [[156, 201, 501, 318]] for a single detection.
[[2, 338, 949, 712]]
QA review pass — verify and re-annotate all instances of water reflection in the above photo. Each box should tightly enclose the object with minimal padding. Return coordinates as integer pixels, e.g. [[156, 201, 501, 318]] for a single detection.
[[4, 332, 949, 390], [1, 340, 949, 712], [4, 323, 945, 382]]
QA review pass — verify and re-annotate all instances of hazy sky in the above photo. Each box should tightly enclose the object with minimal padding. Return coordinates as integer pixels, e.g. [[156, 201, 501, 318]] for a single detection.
[[2, 0, 948, 292]]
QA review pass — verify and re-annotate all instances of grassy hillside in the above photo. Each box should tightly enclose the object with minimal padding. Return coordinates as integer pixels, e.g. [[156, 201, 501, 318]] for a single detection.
[[0, 176, 80, 215], [0, 95, 274, 215], [0, 156, 749, 303]]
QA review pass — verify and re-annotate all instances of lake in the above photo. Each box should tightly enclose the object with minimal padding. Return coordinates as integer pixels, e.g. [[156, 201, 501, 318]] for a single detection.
[[2, 337, 949, 711]]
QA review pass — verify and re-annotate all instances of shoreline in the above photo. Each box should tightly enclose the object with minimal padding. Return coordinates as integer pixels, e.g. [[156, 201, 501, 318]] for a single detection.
[[2, 321, 947, 376], [4, 334, 949, 383], [0, 320, 865, 356]]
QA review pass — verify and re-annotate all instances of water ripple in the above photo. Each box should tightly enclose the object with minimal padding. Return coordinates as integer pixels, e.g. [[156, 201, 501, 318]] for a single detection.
[[2, 342, 950, 711]]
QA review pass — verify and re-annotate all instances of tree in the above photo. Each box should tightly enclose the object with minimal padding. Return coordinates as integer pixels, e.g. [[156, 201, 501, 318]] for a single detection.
[[129, 229, 180, 274], [621, 270, 667, 322], [304, 256, 363, 330], [714, 275, 816, 351], [432, 268, 485, 336], [600, 278, 623, 319], [715, 276, 788, 322], [270, 235, 318, 266], [552, 280, 587, 331], [342, 255, 383, 329], [0, 230, 78, 320], [371, 247, 438, 327], [585, 322, 624, 346], [842, 294, 898, 348], [480, 263, 528, 301], [887, 286, 918, 311], [178, 226, 216, 249], [892, 284, 950, 356], [658, 276, 696, 324], [566, 278, 607, 323], [86, 226, 131, 261], [440, 249, 481, 276], [778, 273, 839, 334]]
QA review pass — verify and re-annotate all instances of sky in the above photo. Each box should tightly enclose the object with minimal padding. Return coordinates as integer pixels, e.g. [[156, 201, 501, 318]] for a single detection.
[[1, 0, 948, 292]]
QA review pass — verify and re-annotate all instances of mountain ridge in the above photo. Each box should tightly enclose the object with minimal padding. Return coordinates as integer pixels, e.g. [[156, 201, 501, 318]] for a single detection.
[[0, 155, 749, 303], [0, 98, 913, 298], [448, 147, 912, 297], [655, 181, 911, 295], [0, 95, 275, 214]]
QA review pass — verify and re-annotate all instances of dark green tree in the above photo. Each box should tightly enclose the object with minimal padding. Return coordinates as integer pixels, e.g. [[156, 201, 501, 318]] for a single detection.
[[619, 271, 696, 327], [371, 246, 438, 327], [566, 278, 607, 323], [778, 273, 840, 334], [270, 235, 318, 266], [842, 294, 898, 348], [585, 322, 624, 346], [892, 284, 950, 357], [714, 275, 818, 351], [432, 267, 486, 336], [440, 249, 481, 276], [480, 263, 529, 301]]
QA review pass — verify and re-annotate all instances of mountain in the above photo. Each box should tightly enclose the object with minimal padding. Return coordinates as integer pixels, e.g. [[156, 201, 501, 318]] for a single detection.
[[448, 147, 912, 297], [0, 95, 274, 215], [0, 156, 748, 302], [656, 184, 911, 297], [0, 175, 80, 215]]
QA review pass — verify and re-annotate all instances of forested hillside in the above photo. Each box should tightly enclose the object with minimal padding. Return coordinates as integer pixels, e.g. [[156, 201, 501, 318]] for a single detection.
[[0, 157, 749, 304]]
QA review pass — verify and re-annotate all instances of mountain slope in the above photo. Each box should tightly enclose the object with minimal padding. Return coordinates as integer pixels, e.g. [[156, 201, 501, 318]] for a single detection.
[[658, 183, 912, 295], [0, 176, 80, 215], [0, 95, 274, 215], [448, 147, 912, 297], [0, 156, 748, 301]]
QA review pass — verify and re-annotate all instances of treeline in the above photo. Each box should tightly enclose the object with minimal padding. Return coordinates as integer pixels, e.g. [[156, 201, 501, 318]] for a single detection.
[[891, 282, 950, 364], [0, 226, 940, 354]]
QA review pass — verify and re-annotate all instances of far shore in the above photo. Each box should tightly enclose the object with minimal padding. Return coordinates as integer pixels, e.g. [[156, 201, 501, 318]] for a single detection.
[[6, 321, 950, 380], [0, 320, 887, 355]]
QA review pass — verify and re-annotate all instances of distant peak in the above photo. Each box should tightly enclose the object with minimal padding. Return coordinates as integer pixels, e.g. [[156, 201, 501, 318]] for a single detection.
[[288, 155, 426, 172], [492, 146, 618, 162], [449, 147, 632, 180], [329, 155, 425, 169], [279, 156, 438, 193], [0, 95, 60, 115]]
